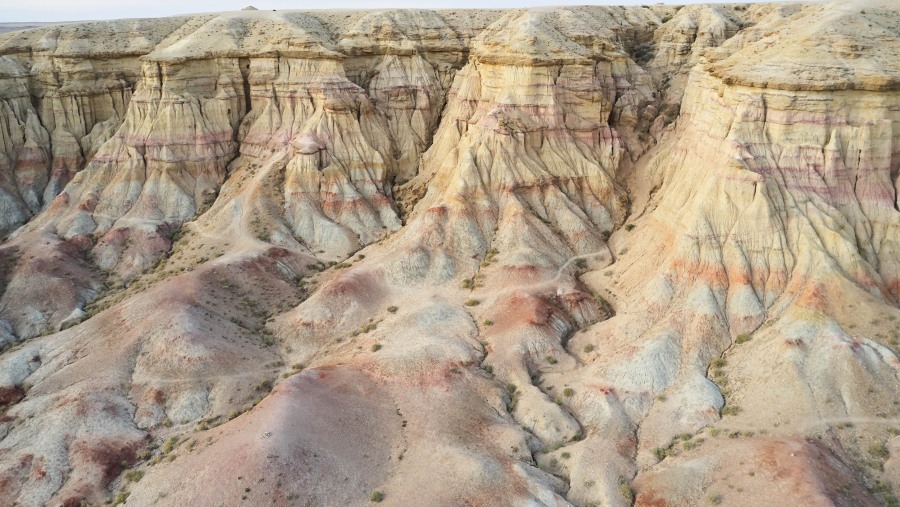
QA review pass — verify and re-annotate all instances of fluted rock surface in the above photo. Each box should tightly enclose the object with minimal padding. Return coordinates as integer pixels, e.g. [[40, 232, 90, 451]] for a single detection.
[[0, 3, 899, 507]]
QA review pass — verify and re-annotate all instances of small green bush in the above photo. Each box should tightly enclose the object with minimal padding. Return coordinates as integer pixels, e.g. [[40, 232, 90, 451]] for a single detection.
[[387, 306, 398, 313], [735, 333, 751, 344], [371, 344, 382, 352], [870, 443, 890, 459], [370, 491, 384, 502], [618, 478, 634, 502], [112, 490, 130, 506], [721, 405, 741, 417], [465, 299, 480, 307]]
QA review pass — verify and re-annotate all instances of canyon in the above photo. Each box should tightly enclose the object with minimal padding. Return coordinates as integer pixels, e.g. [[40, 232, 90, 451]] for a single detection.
[[0, 1, 898, 506]]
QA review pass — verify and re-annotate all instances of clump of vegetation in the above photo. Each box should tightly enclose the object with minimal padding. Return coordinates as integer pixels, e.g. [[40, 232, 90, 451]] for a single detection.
[[162, 436, 181, 454], [575, 259, 588, 269], [721, 405, 742, 417], [505, 383, 520, 412], [563, 388, 574, 397], [872, 479, 899, 506], [123, 470, 144, 483], [545, 355, 558, 365], [111, 490, 130, 506], [634, 41, 652, 65], [707, 492, 723, 505], [371, 343, 382, 352], [483, 319, 494, 326], [387, 305, 398, 313], [351, 320, 380, 337], [869, 443, 890, 459], [460, 278, 473, 289], [735, 333, 752, 344], [624, 224, 636, 231], [370, 491, 384, 502], [482, 247, 499, 267], [583, 344, 595, 353], [465, 299, 480, 307], [618, 477, 634, 503]]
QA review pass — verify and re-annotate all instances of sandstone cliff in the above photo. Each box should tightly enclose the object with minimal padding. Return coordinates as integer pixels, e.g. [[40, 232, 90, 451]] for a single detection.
[[0, 3, 898, 507]]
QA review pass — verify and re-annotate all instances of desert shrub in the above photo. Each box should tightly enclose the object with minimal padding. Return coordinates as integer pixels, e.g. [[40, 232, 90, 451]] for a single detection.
[[870, 443, 890, 459], [721, 405, 741, 416], [618, 478, 634, 502], [112, 491, 130, 506]]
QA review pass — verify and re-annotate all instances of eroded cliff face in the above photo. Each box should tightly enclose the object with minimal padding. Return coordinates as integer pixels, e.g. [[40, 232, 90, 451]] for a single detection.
[[0, 3, 898, 507]]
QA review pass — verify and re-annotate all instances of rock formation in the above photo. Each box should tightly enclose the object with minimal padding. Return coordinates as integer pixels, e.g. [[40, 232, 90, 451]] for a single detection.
[[0, 2, 898, 506]]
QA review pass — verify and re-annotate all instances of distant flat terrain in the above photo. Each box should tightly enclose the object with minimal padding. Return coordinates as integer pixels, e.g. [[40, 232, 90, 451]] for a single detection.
[[0, 22, 58, 34]]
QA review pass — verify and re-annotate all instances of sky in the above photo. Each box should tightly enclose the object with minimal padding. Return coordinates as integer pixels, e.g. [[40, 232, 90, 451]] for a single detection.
[[2, 0, 726, 23]]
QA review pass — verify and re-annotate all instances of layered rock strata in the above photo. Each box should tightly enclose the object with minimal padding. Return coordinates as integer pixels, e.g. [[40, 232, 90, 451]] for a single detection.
[[0, 3, 898, 507]]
